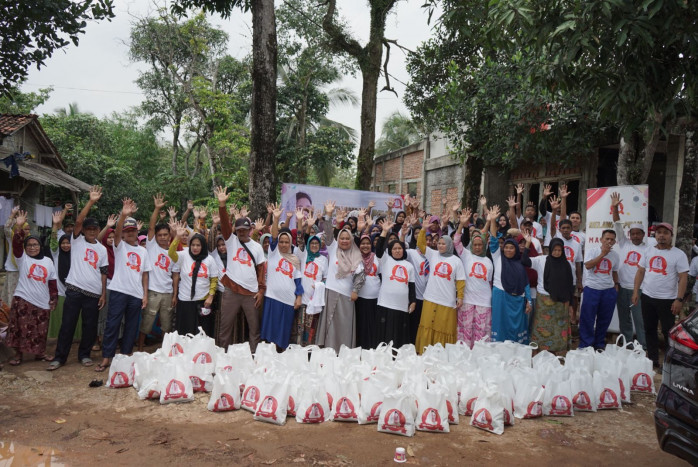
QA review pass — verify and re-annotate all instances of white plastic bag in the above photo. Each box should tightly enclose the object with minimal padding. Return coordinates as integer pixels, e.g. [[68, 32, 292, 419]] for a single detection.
[[296, 379, 333, 424], [415, 382, 450, 433], [131, 352, 151, 390], [569, 370, 596, 412], [162, 332, 189, 357], [377, 389, 416, 437], [190, 362, 213, 393], [470, 387, 504, 435], [625, 351, 655, 394], [458, 376, 483, 416], [595, 351, 630, 403], [254, 375, 291, 426], [593, 370, 622, 410], [543, 378, 574, 417], [241, 371, 265, 412], [310, 346, 337, 373], [187, 328, 217, 374], [332, 377, 360, 422], [106, 354, 135, 388], [226, 342, 255, 375], [208, 372, 242, 412], [446, 341, 471, 362], [136, 357, 163, 400], [565, 347, 596, 376], [357, 377, 385, 425], [159, 358, 194, 404]]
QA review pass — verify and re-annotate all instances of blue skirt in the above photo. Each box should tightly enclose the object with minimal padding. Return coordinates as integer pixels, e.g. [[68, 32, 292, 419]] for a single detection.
[[261, 297, 296, 349], [491, 287, 529, 344]]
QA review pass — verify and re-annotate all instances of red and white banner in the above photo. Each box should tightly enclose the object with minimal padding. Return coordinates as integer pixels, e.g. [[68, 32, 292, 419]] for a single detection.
[[585, 185, 648, 246]]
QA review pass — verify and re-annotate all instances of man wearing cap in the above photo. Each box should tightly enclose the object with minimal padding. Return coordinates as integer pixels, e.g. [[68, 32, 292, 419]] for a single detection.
[[96, 197, 151, 372], [49, 186, 108, 370], [214, 186, 266, 352], [611, 192, 647, 348], [632, 222, 689, 367]]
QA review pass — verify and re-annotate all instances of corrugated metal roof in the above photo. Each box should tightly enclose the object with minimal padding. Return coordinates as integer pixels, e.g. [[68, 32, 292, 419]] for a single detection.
[[0, 160, 91, 192]]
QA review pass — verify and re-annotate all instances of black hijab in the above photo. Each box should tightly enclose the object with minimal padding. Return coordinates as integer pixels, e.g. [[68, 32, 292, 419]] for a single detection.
[[24, 235, 44, 260], [387, 239, 408, 261], [500, 238, 528, 295], [392, 211, 406, 233], [57, 234, 71, 285], [215, 235, 227, 265], [189, 234, 208, 300], [544, 238, 574, 303]]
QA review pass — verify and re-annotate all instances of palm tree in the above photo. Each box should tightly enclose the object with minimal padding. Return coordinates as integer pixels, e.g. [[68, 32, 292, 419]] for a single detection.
[[375, 111, 424, 156], [54, 102, 90, 116]]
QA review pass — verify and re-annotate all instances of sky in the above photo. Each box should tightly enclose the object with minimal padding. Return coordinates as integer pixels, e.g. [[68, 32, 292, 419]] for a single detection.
[[24, 0, 440, 139]]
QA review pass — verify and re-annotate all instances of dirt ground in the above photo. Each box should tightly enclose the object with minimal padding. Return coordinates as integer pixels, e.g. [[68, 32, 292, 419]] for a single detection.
[[0, 340, 688, 467]]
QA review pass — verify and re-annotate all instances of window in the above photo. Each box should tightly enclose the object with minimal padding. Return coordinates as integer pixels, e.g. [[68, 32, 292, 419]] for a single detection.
[[388, 184, 396, 194], [407, 182, 417, 198]]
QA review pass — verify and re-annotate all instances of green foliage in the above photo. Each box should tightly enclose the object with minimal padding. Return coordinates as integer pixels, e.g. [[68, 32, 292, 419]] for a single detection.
[[0, 1, 114, 95], [0, 84, 52, 114], [375, 112, 424, 156]]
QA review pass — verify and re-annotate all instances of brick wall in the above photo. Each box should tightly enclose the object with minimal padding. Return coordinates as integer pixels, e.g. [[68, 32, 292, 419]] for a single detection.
[[371, 143, 425, 197]]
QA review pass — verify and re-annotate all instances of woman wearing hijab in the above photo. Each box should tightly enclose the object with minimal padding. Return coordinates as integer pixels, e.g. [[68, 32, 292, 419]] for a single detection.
[[355, 232, 381, 349], [47, 228, 82, 341], [316, 201, 366, 352], [376, 220, 416, 348], [292, 210, 328, 346], [261, 207, 303, 350], [415, 219, 466, 353], [209, 227, 228, 345], [528, 237, 574, 353], [6, 210, 58, 365], [169, 224, 218, 336], [93, 215, 117, 351], [404, 215, 429, 345], [488, 206, 533, 343], [452, 210, 494, 348]]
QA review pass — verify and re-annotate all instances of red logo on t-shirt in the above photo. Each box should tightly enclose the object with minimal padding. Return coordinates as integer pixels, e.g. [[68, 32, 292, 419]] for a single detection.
[[84, 248, 98, 269], [275, 258, 294, 278], [564, 246, 575, 262], [126, 252, 141, 272], [304, 261, 319, 280], [571, 234, 581, 244], [188, 262, 208, 278], [434, 262, 453, 280], [532, 227, 538, 237], [365, 262, 377, 277], [648, 256, 667, 275], [27, 263, 48, 283], [156, 253, 171, 271], [233, 248, 252, 267], [469, 262, 488, 281], [624, 251, 641, 267], [594, 258, 612, 275], [419, 261, 429, 276], [389, 265, 408, 283]]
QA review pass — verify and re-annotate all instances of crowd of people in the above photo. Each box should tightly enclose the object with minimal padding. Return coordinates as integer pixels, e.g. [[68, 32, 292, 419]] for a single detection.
[[1, 182, 695, 373]]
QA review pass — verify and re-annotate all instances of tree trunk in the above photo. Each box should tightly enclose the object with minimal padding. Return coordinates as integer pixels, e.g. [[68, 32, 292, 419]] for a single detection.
[[676, 123, 698, 256], [248, 0, 277, 217], [203, 141, 218, 192], [462, 155, 483, 211], [617, 133, 638, 185], [171, 119, 181, 175], [617, 113, 663, 185], [355, 65, 380, 190], [638, 112, 663, 183]]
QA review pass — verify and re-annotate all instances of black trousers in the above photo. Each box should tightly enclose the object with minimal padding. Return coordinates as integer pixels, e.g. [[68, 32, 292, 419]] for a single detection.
[[176, 300, 213, 336], [54, 288, 100, 363], [640, 293, 676, 364]]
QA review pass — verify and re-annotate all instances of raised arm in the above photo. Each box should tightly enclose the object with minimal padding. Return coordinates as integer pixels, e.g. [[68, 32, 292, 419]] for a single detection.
[[98, 214, 117, 242], [559, 182, 570, 221], [323, 200, 336, 247], [271, 203, 283, 241], [377, 219, 395, 258], [148, 193, 167, 241], [506, 196, 519, 229], [549, 196, 560, 237], [181, 200, 194, 226], [539, 183, 553, 217], [515, 183, 524, 219], [74, 185, 102, 238], [610, 192, 626, 246], [214, 186, 232, 240], [114, 198, 137, 248]]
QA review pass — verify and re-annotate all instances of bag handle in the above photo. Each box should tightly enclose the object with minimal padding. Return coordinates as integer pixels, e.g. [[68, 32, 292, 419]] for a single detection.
[[528, 341, 539, 350], [615, 334, 627, 348]]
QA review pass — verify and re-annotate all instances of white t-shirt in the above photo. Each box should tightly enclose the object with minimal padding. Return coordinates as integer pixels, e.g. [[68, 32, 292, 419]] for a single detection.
[[65, 235, 108, 296], [640, 246, 690, 300], [530, 255, 576, 296], [517, 216, 544, 240], [146, 237, 176, 294], [406, 249, 430, 300], [544, 212, 562, 246], [422, 248, 466, 308], [296, 248, 328, 305], [224, 234, 266, 293], [558, 235, 582, 286], [460, 249, 493, 308], [175, 252, 218, 302], [13, 253, 56, 309], [265, 242, 302, 306], [108, 241, 152, 299], [358, 255, 380, 299], [689, 256, 698, 296], [325, 241, 364, 298], [613, 221, 648, 289], [582, 246, 619, 290], [377, 255, 415, 312], [210, 249, 227, 292], [530, 237, 543, 255]]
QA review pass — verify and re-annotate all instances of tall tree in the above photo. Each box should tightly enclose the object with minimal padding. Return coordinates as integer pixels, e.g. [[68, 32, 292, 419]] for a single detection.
[[319, 0, 402, 190], [0, 1, 115, 95], [375, 111, 423, 156], [171, 0, 277, 217], [0, 84, 51, 114]]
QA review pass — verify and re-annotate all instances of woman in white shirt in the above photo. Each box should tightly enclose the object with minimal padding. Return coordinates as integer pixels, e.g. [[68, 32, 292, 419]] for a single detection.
[[356, 233, 381, 349], [375, 220, 416, 348], [169, 225, 218, 336]]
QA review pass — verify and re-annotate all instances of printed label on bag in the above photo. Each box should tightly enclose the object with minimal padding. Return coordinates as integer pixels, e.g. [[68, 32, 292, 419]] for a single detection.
[[214, 393, 236, 411], [256, 395, 279, 420], [367, 401, 383, 422], [598, 389, 619, 409], [163, 379, 187, 401], [573, 391, 592, 411], [472, 408, 494, 431], [446, 400, 456, 423], [193, 352, 213, 364], [190, 376, 207, 392], [287, 395, 296, 416], [503, 407, 512, 425], [169, 343, 184, 356], [110, 371, 129, 388], [381, 409, 407, 434], [146, 389, 160, 400], [550, 395, 572, 415], [334, 397, 358, 420], [241, 385, 260, 409], [326, 392, 334, 410], [631, 373, 652, 392], [418, 408, 444, 431], [302, 403, 325, 423], [619, 378, 627, 400], [465, 397, 477, 416], [525, 400, 543, 418]]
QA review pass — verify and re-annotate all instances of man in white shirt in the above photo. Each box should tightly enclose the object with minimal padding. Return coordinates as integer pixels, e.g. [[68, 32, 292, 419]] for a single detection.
[[611, 192, 647, 348], [579, 229, 620, 349], [97, 198, 151, 372], [632, 222, 689, 367], [514, 183, 543, 240]]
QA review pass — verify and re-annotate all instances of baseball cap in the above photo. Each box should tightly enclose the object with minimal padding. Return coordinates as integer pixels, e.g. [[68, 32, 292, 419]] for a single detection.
[[628, 223, 645, 232], [235, 217, 251, 230], [656, 222, 673, 234], [83, 217, 99, 229], [123, 217, 138, 231], [138, 235, 147, 243]]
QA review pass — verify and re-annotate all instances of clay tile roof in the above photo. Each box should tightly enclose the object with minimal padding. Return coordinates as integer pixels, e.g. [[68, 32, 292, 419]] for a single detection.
[[0, 114, 37, 136]]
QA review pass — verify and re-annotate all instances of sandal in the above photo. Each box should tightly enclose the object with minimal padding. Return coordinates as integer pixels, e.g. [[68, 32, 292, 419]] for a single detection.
[[35, 355, 53, 362], [9, 356, 22, 366], [47, 360, 62, 371], [94, 363, 109, 373], [81, 358, 94, 367]]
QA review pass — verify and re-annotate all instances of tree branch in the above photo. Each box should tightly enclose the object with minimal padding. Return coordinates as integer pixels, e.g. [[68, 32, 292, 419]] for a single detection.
[[320, 0, 364, 58], [380, 40, 398, 97]]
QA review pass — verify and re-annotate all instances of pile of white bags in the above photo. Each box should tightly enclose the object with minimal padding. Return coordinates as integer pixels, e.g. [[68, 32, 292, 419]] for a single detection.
[[110, 332, 655, 437]]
